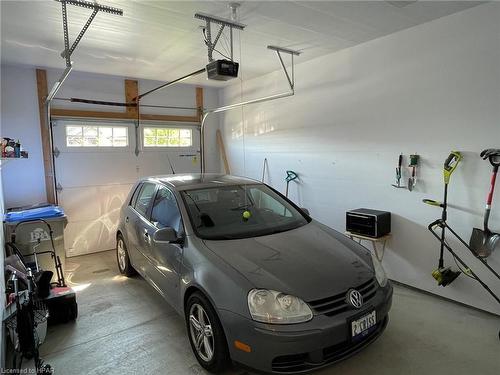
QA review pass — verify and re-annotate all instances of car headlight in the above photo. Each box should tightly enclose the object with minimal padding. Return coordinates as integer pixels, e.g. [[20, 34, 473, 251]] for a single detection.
[[247, 289, 313, 324], [371, 252, 388, 287]]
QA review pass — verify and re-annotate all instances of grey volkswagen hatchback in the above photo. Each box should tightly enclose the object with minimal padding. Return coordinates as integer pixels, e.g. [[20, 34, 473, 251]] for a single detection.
[[116, 174, 392, 373]]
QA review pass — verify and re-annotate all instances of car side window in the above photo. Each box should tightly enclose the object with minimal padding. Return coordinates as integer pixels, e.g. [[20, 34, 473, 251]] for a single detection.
[[151, 186, 182, 233], [134, 183, 156, 218]]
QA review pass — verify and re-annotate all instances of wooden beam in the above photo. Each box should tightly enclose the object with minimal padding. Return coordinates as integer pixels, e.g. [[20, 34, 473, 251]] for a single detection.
[[139, 114, 199, 123], [50, 108, 129, 119], [50, 108, 199, 123], [196, 87, 204, 122], [35, 69, 56, 204], [216, 129, 230, 174], [124, 79, 138, 116]]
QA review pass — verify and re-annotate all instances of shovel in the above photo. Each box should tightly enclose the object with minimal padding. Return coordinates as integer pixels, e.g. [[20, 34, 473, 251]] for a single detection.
[[470, 149, 500, 258]]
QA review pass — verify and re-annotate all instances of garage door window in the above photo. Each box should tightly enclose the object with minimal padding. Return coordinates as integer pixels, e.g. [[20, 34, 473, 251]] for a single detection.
[[143, 127, 192, 147], [134, 183, 156, 217], [66, 125, 128, 147]]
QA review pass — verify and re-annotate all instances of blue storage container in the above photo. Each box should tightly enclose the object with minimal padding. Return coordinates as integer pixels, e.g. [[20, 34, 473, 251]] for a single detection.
[[5, 205, 65, 223]]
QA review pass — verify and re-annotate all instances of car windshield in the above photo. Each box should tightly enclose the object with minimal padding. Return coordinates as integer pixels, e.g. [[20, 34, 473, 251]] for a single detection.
[[181, 184, 309, 240]]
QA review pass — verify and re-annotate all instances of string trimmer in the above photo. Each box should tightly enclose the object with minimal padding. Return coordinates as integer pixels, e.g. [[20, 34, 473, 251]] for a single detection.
[[423, 151, 462, 286]]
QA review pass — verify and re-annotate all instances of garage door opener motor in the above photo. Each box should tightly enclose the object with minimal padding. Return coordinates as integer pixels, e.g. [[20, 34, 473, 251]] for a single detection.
[[195, 10, 245, 81]]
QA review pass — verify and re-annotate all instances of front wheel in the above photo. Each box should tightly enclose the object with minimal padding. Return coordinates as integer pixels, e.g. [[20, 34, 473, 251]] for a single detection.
[[116, 234, 135, 276], [186, 292, 230, 372]]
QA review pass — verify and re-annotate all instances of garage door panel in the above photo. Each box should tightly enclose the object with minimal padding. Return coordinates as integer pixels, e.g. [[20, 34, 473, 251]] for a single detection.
[[59, 184, 132, 256], [55, 153, 139, 188], [58, 185, 133, 222], [52, 121, 133, 152], [64, 219, 117, 257], [138, 151, 200, 176]]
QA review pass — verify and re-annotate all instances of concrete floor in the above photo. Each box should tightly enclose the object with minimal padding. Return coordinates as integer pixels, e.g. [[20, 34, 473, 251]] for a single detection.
[[25, 250, 499, 374]]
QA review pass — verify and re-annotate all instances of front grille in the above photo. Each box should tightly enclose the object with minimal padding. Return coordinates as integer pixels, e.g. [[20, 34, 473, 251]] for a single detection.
[[271, 317, 388, 373], [271, 353, 309, 373], [307, 278, 378, 317]]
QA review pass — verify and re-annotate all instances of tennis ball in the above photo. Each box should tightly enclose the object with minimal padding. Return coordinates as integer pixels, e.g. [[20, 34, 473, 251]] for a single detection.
[[242, 210, 251, 220]]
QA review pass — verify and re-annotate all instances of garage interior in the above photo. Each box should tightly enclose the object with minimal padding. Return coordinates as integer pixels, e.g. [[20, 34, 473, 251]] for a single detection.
[[0, 1, 499, 374]]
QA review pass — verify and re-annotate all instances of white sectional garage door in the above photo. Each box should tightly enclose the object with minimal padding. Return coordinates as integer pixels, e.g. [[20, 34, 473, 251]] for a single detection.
[[52, 119, 200, 257]]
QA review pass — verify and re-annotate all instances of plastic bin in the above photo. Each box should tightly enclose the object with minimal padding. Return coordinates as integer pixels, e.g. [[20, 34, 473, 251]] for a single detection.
[[4, 205, 68, 276]]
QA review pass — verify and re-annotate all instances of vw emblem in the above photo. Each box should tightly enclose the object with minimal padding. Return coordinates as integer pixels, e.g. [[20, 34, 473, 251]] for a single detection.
[[346, 289, 363, 309]]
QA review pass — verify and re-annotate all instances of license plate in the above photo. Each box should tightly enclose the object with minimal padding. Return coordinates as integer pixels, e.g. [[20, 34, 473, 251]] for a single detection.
[[351, 311, 377, 339]]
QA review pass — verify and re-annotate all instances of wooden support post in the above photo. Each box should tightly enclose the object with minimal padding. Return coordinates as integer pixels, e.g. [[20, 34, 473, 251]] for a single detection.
[[35, 69, 56, 204], [216, 129, 230, 174], [196, 87, 204, 122], [125, 79, 138, 116]]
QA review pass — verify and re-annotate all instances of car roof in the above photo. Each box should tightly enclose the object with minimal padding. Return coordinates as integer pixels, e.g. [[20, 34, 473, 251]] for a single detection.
[[143, 173, 261, 191]]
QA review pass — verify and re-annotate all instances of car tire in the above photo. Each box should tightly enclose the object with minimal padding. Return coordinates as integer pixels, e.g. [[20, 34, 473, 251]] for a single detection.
[[186, 292, 230, 373], [116, 234, 135, 277]]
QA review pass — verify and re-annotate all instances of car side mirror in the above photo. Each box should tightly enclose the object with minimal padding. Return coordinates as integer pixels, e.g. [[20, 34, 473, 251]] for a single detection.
[[153, 227, 179, 243], [301, 208, 310, 216]]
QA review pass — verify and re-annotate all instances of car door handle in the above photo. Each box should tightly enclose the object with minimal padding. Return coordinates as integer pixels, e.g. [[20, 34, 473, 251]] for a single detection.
[[143, 231, 150, 243]]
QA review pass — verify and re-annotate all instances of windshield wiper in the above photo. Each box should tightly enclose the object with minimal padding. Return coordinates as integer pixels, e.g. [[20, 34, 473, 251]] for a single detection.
[[184, 193, 215, 228], [184, 193, 202, 213], [199, 213, 215, 228]]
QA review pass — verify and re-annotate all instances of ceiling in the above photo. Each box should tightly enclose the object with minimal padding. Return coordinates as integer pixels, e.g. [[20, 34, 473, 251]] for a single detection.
[[0, 1, 484, 87]]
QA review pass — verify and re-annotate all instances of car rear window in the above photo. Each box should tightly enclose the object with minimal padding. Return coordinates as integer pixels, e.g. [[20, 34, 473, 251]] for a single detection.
[[134, 183, 156, 218], [130, 183, 142, 207]]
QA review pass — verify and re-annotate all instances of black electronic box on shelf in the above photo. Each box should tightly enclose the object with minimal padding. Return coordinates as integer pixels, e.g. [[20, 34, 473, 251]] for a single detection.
[[346, 208, 391, 238]]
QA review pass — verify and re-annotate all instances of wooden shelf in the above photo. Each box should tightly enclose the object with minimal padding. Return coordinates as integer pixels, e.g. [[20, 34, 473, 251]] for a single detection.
[[345, 231, 391, 242], [0, 157, 28, 168], [345, 231, 391, 261]]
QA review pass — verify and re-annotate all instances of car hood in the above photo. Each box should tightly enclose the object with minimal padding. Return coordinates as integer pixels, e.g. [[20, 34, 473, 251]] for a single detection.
[[203, 221, 374, 302]]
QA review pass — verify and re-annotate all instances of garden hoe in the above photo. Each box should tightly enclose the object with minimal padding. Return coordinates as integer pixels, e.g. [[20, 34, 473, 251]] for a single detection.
[[392, 154, 406, 189]]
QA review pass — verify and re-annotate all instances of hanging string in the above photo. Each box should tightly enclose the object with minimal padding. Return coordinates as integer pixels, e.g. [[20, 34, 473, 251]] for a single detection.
[[235, 13, 249, 211], [238, 27, 246, 178]]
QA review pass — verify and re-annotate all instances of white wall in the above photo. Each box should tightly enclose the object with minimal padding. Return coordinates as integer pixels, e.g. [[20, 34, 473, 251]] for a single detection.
[[1, 65, 46, 208], [219, 3, 500, 314], [0, 66, 221, 208]]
